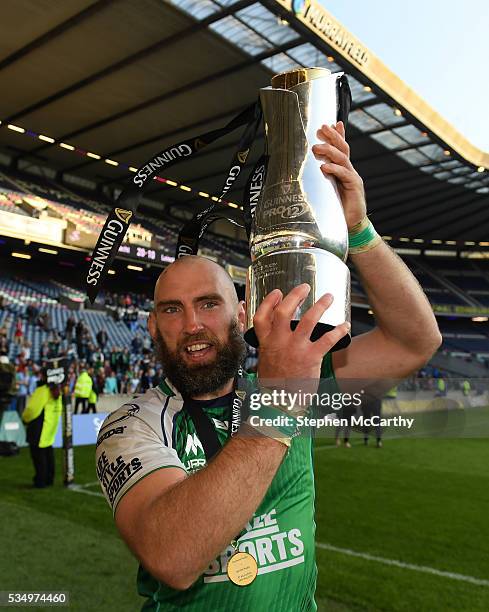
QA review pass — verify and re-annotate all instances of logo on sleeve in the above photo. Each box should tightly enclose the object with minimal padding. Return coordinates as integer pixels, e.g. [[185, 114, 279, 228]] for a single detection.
[[96, 425, 127, 448]]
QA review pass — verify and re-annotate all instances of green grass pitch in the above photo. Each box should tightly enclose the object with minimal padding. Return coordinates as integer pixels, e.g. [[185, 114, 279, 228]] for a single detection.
[[1, 433, 489, 611]]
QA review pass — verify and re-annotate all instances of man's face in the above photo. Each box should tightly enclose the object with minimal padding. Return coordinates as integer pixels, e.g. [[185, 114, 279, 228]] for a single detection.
[[149, 260, 246, 397]]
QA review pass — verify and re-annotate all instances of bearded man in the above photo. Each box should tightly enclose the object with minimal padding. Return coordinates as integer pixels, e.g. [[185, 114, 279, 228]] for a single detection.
[[95, 122, 441, 611]]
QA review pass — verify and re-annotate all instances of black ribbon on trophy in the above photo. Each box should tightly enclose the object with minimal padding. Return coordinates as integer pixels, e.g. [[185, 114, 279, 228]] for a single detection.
[[85, 71, 351, 306]]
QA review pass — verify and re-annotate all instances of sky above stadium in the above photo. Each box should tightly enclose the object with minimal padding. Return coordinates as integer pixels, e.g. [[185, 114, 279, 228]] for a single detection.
[[320, 0, 489, 151]]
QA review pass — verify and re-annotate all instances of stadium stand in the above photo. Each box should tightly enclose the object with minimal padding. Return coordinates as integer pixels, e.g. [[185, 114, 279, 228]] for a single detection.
[[1, 162, 489, 375]]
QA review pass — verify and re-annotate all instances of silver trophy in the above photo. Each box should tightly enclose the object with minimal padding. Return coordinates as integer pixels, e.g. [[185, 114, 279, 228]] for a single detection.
[[245, 67, 351, 350]]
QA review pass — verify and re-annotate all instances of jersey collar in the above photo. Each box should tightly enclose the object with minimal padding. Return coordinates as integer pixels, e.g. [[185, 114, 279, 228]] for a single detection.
[[159, 377, 182, 400]]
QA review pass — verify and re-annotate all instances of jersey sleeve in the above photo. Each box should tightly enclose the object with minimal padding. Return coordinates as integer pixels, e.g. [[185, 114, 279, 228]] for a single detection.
[[95, 410, 186, 515]]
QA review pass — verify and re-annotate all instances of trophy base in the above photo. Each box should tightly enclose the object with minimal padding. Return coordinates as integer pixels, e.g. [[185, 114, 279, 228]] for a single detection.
[[244, 248, 351, 352]]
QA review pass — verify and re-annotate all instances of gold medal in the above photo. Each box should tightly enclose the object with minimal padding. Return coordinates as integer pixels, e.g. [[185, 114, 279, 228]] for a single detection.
[[227, 549, 258, 586]]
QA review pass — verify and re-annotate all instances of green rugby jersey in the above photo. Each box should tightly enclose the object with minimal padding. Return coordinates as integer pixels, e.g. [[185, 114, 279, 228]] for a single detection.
[[96, 356, 334, 611]]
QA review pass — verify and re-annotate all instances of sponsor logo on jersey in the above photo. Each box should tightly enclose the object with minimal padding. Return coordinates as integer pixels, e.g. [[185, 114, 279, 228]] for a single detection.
[[203, 508, 305, 583], [211, 418, 229, 431], [96, 425, 127, 448], [182, 433, 206, 472], [185, 457, 206, 471], [96, 451, 143, 505], [185, 433, 204, 457]]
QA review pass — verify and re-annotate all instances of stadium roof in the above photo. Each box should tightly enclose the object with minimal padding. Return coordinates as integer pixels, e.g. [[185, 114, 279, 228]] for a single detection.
[[1, 0, 488, 245]]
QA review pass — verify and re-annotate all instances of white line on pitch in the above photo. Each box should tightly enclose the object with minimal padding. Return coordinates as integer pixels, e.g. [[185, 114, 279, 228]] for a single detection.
[[69, 484, 104, 498], [76, 481, 100, 489], [316, 542, 489, 587]]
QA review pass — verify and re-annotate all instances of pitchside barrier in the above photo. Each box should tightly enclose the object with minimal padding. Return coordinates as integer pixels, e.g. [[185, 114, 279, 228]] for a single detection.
[[382, 390, 489, 415]]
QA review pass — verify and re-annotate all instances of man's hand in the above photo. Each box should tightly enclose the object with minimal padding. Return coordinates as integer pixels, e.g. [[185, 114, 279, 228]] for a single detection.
[[254, 284, 350, 384], [312, 121, 366, 229]]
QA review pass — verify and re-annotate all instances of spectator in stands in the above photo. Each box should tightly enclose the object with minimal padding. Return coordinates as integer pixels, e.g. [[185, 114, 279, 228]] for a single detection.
[[128, 367, 140, 394], [26, 302, 38, 325], [92, 346, 104, 370], [78, 330, 90, 361], [65, 315, 75, 342], [48, 331, 61, 359], [109, 346, 121, 373], [66, 366, 77, 396], [142, 335, 152, 353], [74, 367, 93, 414], [104, 371, 118, 395], [14, 319, 23, 346], [0, 334, 8, 357], [38, 310, 50, 332], [93, 367, 106, 396], [102, 359, 112, 377], [65, 343, 77, 365], [0, 295, 4, 311], [131, 335, 143, 354], [40, 341, 49, 360], [139, 367, 155, 393], [22, 379, 62, 488], [21, 339, 31, 361], [119, 372, 130, 394], [96, 328, 108, 351], [123, 310, 131, 330], [0, 355, 16, 414], [15, 365, 29, 416], [118, 348, 130, 375], [75, 319, 84, 343], [28, 366, 42, 396]]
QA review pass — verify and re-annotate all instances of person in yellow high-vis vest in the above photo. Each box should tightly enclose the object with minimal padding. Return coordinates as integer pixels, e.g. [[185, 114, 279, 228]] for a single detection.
[[22, 383, 62, 488], [74, 369, 93, 414], [87, 388, 97, 414]]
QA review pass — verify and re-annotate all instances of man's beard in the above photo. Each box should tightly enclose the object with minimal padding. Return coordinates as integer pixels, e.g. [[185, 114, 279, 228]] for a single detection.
[[154, 319, 246, 398]]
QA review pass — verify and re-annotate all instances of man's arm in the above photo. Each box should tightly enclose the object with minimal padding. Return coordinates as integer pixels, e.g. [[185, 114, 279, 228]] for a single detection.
[[115, 431, 286, 591], [313, 122, 442, 380], [334, 242, 442, 379]]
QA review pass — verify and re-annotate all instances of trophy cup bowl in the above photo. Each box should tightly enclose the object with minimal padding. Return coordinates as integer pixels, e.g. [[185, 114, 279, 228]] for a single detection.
[[244, 67, 351, 351]]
